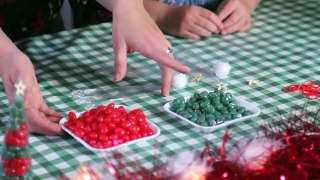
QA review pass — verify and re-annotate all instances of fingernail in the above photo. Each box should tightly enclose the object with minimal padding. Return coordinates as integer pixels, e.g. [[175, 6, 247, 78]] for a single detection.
[[114, 73, 121, 81]]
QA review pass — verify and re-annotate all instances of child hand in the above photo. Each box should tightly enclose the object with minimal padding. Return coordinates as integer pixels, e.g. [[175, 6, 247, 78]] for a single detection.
[[217, 0, 253, 35], [0, 52, 64, 135], [162, 6, 223, 39]]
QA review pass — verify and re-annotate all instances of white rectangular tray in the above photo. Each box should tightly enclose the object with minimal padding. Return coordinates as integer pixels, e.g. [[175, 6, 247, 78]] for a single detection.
[[164, 95, 261, 132]]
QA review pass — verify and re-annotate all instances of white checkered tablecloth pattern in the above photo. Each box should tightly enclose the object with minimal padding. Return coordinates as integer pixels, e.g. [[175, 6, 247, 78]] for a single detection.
[[0, 0, 319, 179]]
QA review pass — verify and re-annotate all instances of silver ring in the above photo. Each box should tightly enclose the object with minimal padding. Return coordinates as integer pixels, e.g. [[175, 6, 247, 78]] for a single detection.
[[166, 47, 174, 55]]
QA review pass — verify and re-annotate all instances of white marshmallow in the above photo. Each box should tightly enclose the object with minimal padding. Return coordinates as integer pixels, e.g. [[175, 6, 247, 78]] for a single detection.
[[214, 61, 231, 78], [171, 73, 188, 89]]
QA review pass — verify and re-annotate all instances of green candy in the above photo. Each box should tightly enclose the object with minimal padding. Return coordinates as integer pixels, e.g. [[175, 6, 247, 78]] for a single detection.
[[242, 110, 251, 116], [199, 100, 210, 109], [220, 97, 229, 105], [192, 102, 200, 110], [201, 120, 209, 126], [181, 112, 192, 119], [209, 92, 218, 99], [224, 93, 233, 101], [3, 151, 15, 160], [219, 108, 228, 114], [189, 97, 197, 103], [197, 114, 206, 124], [228, 102, 237, 109], [193, 92, 201, 100], [170, 103, 179, 112], [225, 114, 232, 121], [16, 150, 29, 158], [215, 118, 225, 125], [207, 119, 216, 126], [237, 107, 246, 114], [211, 96, 220, 104], [205, 114, 215, 121], [233, 113, 242, 119], [185, 101, 193, 108], [185, 107, 194, 114], [175, 106, 185, 114], [199, 91, 209, 100], [8, 121, 19, 131], [214, 104, 224, 111]]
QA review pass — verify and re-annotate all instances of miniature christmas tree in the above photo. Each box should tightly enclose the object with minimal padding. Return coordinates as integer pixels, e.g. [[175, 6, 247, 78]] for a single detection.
[[1, 81, 32, 179]]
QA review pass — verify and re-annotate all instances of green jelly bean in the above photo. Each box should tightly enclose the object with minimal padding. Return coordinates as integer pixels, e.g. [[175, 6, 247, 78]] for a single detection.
[[209, 92, 218, 99], [181, 112, 192, 119], [170, 103, 179, 112], [189, 97, 197, 103], [237, 107, 245, 114], [233, 113, 242, 119], [185, 101, 193, 108], [16, 149, 29, 158], [215, 104, 224, 111], [220, 97, 229, 105], [9, 122, 19, 131], [201, 120, 209, 126], [219, 108, 228, 114], [207, 119, 216, 126], [194, 92, 201, 100], [200, 100, 210, 109], [228, 103, 237, 109], [185, 108, 194, 114], [242, 110, 251, 116], [4, 151, 15, 160], [215, 118, 225, 125], [224, 93, 233, 101], [215, 111, 222, 117], [205, 114, 215, 121], [172, 99, 180, 107], [177, 96, 185, 104], [199, 91, 209, 100], [192, 102, 200, 110], [197, 114, 206, 124], [176, 107, 185, 114], [225, 114, 232, 121]]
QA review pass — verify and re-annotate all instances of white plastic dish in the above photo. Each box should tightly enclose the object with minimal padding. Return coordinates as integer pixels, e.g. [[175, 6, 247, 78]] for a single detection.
[[164, 95, 261, 132], [59, 105, 160, 152]]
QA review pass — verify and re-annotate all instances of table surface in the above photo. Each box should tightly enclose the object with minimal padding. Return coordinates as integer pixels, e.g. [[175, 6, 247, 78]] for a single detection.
[[0, 0, 319, 179]]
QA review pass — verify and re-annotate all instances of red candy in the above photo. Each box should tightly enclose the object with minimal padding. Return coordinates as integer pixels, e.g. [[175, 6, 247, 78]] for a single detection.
[[66, 103, 154, 149], [282, 80, 319, 100]]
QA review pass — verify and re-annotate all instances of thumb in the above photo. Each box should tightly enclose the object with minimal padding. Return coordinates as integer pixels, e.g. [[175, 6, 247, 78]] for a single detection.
[[113, 37, 128, 82]]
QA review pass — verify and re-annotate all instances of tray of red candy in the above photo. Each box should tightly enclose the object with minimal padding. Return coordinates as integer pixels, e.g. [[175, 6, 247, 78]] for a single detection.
[[59, 103, 160, 152]]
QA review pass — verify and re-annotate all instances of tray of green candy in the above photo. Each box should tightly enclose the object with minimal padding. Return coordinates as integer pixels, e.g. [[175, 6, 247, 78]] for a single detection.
[[163, 90, 261, 132]]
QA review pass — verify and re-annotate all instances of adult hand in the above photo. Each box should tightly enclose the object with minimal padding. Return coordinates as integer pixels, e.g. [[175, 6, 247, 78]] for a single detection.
[[0, 52, 64, 135], [98, 0, 191, 96], [217, 0, 253, 35], [158, 5, 223, 39]]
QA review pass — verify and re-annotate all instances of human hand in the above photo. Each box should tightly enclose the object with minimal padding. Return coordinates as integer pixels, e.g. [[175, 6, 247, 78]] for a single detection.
[[106, 0, 191, 96], [0, 52, 64, 135], [159, 6, 223, 39], [217, 0, 254, 35]]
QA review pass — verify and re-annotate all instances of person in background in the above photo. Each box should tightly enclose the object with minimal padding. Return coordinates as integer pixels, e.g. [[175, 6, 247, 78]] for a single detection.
[[0, 0, 190, 135], [143, 0, 261, 39]]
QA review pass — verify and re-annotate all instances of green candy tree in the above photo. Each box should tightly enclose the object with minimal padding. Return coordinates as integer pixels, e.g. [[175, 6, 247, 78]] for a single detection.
[[1, 81, 32, 179]]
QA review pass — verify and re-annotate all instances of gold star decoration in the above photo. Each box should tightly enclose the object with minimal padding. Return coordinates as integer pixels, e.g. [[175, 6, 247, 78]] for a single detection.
[[216, 82, 228, 90], [247, 79, 260, 85], [192, 73, 204, 82], [14, 80, 26, 95]]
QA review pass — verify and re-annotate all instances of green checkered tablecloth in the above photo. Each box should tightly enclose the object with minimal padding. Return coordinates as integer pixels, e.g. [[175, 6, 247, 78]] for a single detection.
[[0, 0, 319, 179]]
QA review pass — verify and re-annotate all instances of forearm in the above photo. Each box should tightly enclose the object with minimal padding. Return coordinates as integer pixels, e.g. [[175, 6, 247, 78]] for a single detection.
[[96, 0, 143, 11], [0, 28, 21, 77], [143, 0, 174, 31], [242, 0, 260, 13]]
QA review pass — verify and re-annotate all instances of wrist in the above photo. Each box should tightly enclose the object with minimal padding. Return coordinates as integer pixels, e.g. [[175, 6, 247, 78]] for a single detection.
[[242, 0, 260, 13]]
